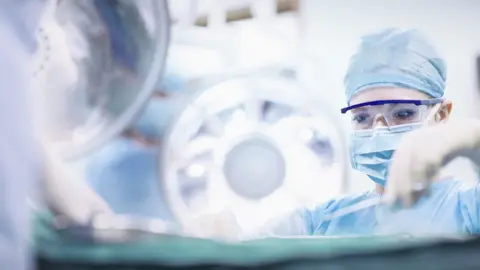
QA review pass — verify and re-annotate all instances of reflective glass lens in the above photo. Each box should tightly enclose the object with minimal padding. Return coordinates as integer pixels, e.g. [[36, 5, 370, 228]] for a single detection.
[[349, 103, 429, 130]]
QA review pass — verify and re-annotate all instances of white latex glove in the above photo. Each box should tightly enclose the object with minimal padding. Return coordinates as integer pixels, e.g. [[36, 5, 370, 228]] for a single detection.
[[42, 147, 113, 224], [384, 119, 480, 207]]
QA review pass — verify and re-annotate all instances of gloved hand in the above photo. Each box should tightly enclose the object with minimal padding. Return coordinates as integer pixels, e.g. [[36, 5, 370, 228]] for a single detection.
[[43, 147, 113, 224], [384, 118, 480, 207]]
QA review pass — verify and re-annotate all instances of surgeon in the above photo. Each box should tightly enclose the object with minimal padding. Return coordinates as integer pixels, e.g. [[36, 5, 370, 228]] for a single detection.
[[84, 73, 185, 220], [259, 27, 480, 237]]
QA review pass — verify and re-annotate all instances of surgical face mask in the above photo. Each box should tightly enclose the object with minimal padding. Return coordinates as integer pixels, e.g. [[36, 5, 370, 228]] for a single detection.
[[349, 103, 441, 186], [349, 123, 423, 186], [134, 96, 182, 141]]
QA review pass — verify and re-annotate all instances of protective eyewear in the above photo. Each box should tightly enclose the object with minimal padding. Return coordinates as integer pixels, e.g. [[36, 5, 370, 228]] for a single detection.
[[340, 99, 443, 130]]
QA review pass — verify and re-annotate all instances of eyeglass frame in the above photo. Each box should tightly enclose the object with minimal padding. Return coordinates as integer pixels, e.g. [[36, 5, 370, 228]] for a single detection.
[[340, 98, 444, 114]]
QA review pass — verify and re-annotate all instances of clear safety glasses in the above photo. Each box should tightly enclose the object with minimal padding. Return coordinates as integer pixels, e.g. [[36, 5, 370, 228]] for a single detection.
[[340, 99, 443, 130]]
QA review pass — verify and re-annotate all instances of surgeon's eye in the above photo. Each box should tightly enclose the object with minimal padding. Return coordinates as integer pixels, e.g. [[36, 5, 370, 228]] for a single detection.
[[352, 113, 369, 123], [392, 109, 417, 120]]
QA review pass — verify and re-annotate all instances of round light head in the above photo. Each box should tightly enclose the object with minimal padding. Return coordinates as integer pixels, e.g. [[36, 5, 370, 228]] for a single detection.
[[32, 0, 170, 160], [223, 134, 286, 200], [160, 70, 348, 234]]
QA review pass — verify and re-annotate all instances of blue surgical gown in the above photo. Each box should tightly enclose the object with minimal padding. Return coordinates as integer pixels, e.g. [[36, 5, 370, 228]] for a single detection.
[[278, 179, 480, 236], [85, 137, 173, 220]]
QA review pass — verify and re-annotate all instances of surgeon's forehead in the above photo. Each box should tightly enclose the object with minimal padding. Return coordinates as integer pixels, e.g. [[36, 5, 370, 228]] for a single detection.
[[349, 87, 430, 105]]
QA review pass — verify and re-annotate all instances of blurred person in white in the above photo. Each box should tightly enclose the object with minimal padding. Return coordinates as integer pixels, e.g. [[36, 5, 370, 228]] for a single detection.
[[0, 1, 52, 269], [0, 1, 136, 268]]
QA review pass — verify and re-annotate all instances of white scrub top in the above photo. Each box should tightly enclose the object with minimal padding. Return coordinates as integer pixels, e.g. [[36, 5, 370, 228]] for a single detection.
[[0, 1, 43, 269]]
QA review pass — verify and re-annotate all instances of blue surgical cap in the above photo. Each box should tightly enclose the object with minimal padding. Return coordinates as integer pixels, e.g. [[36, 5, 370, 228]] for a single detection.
[[344, 28, 447, 104]]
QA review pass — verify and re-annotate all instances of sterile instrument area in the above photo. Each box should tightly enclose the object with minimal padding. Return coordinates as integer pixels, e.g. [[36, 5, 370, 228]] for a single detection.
[[8, 0, 480, 269]]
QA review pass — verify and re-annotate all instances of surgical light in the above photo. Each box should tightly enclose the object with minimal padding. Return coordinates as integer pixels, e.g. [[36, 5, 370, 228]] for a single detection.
[[32, 0, 170, 160], [160, 70, 348, 235]]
